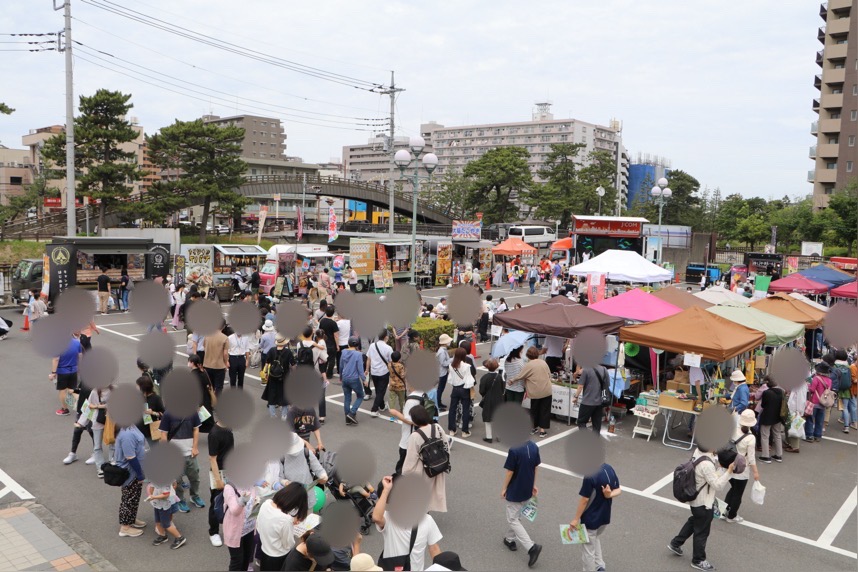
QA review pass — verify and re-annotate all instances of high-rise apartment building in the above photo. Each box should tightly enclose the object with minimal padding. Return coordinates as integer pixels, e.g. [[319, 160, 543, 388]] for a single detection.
[[342, 122, 443, 186], [627, 153, 672, 208], [202, 114, 287, 160], [810, 0, 857, 209], [430, 104, 629, 210]]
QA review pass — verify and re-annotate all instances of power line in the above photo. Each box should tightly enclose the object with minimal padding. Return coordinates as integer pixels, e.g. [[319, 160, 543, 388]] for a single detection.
[[79, 0, 384, 91], [71, 16, 385, 114]]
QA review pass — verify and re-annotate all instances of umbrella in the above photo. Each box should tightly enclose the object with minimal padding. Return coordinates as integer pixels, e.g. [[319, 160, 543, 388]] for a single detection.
[[491, 330, 533, 358]]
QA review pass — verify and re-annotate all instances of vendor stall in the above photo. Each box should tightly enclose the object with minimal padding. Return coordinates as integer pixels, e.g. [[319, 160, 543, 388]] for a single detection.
[[492, 237, 537, 259], [706, 303, 805, 346], [492, 296, 625, 338], [694, 287, 749, 306], [768, 273, 830, 295], [588, 288, 682, 322], [650, 287, 714, 310], [831, 280, 857, 299], [797, 264, 854, 288], [180, 244, 267, 301], [567, 249, 672, 283]]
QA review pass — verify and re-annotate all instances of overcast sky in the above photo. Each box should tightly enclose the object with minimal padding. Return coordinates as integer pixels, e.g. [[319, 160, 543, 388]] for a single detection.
[[1, 0, 821, 201]]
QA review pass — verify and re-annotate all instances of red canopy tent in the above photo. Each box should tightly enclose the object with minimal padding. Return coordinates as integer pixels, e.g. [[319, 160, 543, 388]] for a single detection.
[[588, 288, 683, 322], [831, 280, 857, 299], [492, 237, 537, 256], [768, 273, 829, 294]]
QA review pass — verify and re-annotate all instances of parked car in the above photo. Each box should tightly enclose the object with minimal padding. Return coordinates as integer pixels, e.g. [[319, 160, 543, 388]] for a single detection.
[[215, 224, 231, 235]]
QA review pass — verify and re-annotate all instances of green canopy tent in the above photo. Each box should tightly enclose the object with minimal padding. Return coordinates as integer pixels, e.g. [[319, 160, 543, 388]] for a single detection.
[[706, 302, 805, 346]]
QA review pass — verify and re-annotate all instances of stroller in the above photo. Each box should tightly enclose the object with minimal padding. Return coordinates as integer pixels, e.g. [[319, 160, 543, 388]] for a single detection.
[[319, 451, 376, 534]]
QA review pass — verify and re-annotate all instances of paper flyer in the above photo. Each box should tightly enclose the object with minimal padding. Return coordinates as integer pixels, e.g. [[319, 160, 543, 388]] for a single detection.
[[560, 524, 589, 545], [521, 496, 538, 522], [198, 406, 212, 423]]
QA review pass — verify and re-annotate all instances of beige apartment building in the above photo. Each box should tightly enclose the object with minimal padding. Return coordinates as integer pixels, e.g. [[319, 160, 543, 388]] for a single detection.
[[810, 0, 857, 209], [342, 122, 442, 186], [0, 146, 34, 207], [202, 114, 287, 160]]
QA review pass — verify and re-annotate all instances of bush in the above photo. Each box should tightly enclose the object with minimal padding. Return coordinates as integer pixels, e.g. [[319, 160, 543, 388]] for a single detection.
[[387, 317, 456, 352]]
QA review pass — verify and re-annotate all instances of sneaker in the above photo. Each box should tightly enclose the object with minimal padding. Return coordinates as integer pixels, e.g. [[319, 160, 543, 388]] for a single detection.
[[130, 519, 146, 529], [369, 411, 379, 418], [209, 534, 223, 547], [758, 457, 772, 464], [483, 437, 494, 443], [175, 501, 190, 513], [725, 516, 744, 523], [503, 538, 518, 551], [461, 432, 471, 438], [152, 535, 169, 546], [85, 455, 95, 465], [63, 453, 78, 465], [380, 403, 388, 411], [538, 431, 548, 438], [691, 560, 716, 571], [0, 334, 7, 341], [667, 543, 683, 556], [118, 527, 143, 538], [97, 470, 104, 478], [803, 437, 814, 443], [844, 429, 850, 434], [389, 416, 396, 422], [530, 428, 539, 435], [56, 408, 70, 416], [527, 543, 542, 567], [346, 415, 358, 426], [438, 405, 448, 412], [171, 536, 187, 550], [449, 430, 458, 437], [772, 455, 783, 463], [319, 417, 325, 425], [596, 568, 606, 572], [190, 495, 206, 508]]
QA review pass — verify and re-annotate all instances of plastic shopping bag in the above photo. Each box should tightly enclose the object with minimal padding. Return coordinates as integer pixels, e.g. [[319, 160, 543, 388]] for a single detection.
[[751, 481, 766, 505], [787, 416, 806, 439]]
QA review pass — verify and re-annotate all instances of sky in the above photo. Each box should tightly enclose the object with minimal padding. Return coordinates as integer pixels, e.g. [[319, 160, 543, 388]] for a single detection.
[[0, 0, 823, 201]]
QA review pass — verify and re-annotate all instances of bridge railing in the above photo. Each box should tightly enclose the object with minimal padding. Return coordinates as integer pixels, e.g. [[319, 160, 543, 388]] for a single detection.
[[299, 219, 500, 240]]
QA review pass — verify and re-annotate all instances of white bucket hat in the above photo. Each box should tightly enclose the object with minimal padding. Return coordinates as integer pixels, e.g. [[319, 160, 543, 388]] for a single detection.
[[730, 370, 746, 382], [262, 319, 275, 332]]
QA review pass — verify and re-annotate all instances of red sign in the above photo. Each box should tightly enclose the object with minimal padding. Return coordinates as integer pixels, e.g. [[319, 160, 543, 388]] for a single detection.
[[475, 212, 483, 220], [830, 256, 857, 271], [573, 218, 642, 237]]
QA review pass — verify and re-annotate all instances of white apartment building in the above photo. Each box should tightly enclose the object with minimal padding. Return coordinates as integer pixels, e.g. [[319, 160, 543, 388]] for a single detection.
[[342, 122, 443, 186]]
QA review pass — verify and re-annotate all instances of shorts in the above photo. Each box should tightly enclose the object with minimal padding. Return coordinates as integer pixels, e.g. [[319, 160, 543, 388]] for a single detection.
[[153, 505, 177, 529], [56, 373, 78, 391]]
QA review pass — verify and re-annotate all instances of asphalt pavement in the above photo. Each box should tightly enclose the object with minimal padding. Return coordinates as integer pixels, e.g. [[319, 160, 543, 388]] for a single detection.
[[0, 297, 855, 572]]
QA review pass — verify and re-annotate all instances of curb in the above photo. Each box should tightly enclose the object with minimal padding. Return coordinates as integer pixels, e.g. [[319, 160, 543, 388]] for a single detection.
[[0, 500, 117, 572]]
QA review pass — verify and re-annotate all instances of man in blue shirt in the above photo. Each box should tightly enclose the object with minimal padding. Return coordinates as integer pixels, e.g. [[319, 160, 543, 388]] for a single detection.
[[501, 439, 542, 568], [729, 370, 749, 414], [49, 334, 83, 416], [339, 337, 366, 426], [569, 463, 622, 572]]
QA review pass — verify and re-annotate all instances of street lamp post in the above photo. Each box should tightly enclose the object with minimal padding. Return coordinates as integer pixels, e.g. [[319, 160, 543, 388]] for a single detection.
[[394, 136, 437, 285], [650, 177, 672, 264], [596, 186, 605, 216]]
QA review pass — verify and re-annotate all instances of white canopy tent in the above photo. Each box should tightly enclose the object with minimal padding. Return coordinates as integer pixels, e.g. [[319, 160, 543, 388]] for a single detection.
[[567, 249, 673, 283], [788, 292, 829, 312], [695, 286, 749, 305]]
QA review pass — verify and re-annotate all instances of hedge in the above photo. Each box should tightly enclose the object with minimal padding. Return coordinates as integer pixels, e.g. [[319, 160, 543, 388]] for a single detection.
[[387, 317, 456, 352]]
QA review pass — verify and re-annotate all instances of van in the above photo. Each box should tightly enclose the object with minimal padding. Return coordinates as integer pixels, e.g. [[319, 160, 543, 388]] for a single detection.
[[507, 225, 556, 247]]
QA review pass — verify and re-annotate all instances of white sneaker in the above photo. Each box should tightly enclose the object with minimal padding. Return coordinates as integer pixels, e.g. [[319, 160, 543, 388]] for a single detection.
[[85, 455, 95, 465], [725, 516, 744, 523], [63, 453, 77, 465], [369, 411, 379, 418], [209, 534, 223, 547]]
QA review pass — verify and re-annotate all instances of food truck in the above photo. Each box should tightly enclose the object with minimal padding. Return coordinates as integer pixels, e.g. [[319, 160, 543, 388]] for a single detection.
[[348, 238, 420, 292], [179, 243, 267, 301], [550, 216, 648, 265], [259, 244, 333, 297], [43, 236, 170, 304]]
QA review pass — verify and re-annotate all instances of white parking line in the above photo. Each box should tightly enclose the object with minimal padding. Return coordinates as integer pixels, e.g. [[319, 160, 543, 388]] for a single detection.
[[817, 486, 858, 547], [0, 467, 34, 501], [642, 472, 675, 496], [821, 435, 858, 446], [536, 427, 577, 447]]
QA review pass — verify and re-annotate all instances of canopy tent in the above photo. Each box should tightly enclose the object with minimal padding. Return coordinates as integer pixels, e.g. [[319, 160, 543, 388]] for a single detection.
[[619, 306, 767, 362], [797, 265, 854, 287], [831, 280, 857, 299], [768, 273, 830, 294], [492, 237, 538, 256], [651, 287, 714, 310], [589, 288, 683, 322], [694, 287, 749, 306], [492, 296, 625, 338], [789, 292, 830, 312], [707, 303, 805, 346], [550, 237, 573, 251], [750, 293, 825, 329], [566, 250, 673, 283]]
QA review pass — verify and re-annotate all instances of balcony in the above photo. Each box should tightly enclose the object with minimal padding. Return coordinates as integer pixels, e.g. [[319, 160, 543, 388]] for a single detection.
[[825, 67, 846, 83], [819, 26, 827, 43], [821, 93, 844, 109], [828, 18, 850, 35], [830, 0, 851, 9], [808, 170, 815, 183], [817, 168, 838, 183], [813, 98, 820, 111], [826, 42, 849, 59], [811, 120, 819, 134], [810, 145, 817, 158], [819, 118, 841, 133], [820, 2, 828, 20], [818, 143, 840, 158], [814, 74, 822, 89], [817, 50, 824, 66]]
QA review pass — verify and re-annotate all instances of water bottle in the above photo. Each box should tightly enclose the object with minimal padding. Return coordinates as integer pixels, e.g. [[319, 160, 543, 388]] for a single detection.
[[608, 415, 616, 434]]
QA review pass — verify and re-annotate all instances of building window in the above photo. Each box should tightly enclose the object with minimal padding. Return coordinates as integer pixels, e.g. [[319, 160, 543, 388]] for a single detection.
[[852, 110, 858, 121], [853, 84, 858, 95], [827, 161, 837, 169], [848, 161, 854, 172], [824, 186, 834, 194], [834, 63, 845, 69], [831, 111, 841, 119], [829, 136, 840, 144], [849, 135, 856, 146], [832, 88, 843, 94]]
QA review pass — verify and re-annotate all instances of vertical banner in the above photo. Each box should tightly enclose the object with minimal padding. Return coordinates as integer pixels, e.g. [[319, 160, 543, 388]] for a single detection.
[[376, 243, 388, 269], [327, 206, 338, 243], [753, 275, 771, 300], [46, 244, 76, 304], [435, 241, 453, 286], [257, 205, 268, 245], [296, 206, 303, 241], [586, 272, 606, 305]]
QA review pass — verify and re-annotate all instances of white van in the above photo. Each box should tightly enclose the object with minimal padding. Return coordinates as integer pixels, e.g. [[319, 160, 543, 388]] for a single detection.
[[507, 225, 556, 247]]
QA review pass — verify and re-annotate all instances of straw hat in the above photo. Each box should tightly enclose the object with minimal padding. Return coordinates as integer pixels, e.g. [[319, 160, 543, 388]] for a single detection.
[[738, 409, 756, 427], [275, 335, 288, 347], [438, 334, 453, 346], [730, 370, 746, 382], [350, 553, 382, 572], [262, 319, 275, 332]]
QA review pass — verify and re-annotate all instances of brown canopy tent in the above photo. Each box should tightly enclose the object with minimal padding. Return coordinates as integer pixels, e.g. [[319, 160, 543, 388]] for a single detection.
[[650, 287, 714, 310], [493, 296, 625, 338], [619, 306, 767, 362], [750, 293, 825, 329]]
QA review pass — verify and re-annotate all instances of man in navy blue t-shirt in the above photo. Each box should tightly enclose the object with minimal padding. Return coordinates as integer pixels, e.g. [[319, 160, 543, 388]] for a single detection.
[[49, 335, 82, 416], [569, 462, 622, 572], [501, 440, 542, 568]]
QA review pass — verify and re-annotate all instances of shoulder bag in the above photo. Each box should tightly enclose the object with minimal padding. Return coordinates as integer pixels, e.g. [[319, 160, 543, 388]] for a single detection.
[[595, 368, 612, 407], [378, 525, 418, 571]]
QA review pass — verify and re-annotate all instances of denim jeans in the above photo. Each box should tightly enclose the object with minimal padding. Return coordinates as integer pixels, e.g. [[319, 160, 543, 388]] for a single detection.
[[120, 290, 129, 311], [805, 405, 826, 439], [841, 397, 857, 427], [342, 378, 364, 416], [529, 279, 536, 294]]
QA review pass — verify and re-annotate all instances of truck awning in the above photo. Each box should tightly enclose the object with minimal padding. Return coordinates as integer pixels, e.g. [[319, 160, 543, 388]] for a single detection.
[[301, 252, 335, 258], [213, 244, 268, 255], [379, 242, 411, 246], [453, 240, 494, 248]]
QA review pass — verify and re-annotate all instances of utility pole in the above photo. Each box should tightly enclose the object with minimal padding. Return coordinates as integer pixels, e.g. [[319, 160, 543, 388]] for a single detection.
[[375, 72, 404, 236], [55, 0, 76, 237]]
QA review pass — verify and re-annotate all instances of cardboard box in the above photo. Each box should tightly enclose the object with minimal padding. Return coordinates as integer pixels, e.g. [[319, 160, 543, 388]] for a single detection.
[[659, 394, 696, 412], [666, 381, 692, 393]]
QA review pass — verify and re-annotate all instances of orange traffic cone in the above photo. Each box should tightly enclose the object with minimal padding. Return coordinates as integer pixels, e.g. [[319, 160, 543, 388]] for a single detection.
[[471, 338, 480, 359], [485, 276, 491, 291], [21, 314, 30, 331]]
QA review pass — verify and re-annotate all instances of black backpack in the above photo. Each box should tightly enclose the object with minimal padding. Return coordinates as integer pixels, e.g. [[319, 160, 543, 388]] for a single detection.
[[673, 456, 715, 503], [296, 342, 314, 366], [415, 425, 451, 478], [406, 393, 438, 420], [721, 432, 751, 457], [269, 348, 288, 379]]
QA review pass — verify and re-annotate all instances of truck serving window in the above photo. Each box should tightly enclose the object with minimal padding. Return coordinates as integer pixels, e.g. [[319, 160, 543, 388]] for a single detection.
[[261, 262, 277, 275]]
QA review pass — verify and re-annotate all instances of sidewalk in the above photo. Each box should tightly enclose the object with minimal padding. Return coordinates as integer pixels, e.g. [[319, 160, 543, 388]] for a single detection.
[[0, 502, 115, 572]]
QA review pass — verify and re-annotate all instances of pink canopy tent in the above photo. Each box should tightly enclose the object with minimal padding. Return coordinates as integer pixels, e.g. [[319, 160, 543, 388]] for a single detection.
[[768, 273, 830, 295], [831, 280, 857, 299], [588, 288, 683, 322]]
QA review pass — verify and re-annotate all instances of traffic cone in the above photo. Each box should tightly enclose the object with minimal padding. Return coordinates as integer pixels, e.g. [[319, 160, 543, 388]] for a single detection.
[[471, 338, 480, 359], [21, 314, 29, 331], [485, 276, 491, 291]]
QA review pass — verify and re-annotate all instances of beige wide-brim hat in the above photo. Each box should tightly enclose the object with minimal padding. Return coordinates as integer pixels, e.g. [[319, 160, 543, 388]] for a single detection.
[[438, 334, 453, 346], [730, 370, 746, 382], [350, 553, 382, 572], [738, 409, 757, 427], [275, 335, 288, 347]]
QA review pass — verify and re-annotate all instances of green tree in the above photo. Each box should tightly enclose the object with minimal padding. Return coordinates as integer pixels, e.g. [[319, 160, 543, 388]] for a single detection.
[[424, 169, 474, 220], [42, 89, 142, 230], [577, 150, 619, 216], [769, 197, 814, 252], [825, 179, 858, 255], [656, 170, 702, 227], [714, 194, 747, 241], [0, 102, 13, 115], [462, 146, 532, 224], [734, 206, 770, 250], [528, 143, 585, 226], [146, 119, 248, 242]]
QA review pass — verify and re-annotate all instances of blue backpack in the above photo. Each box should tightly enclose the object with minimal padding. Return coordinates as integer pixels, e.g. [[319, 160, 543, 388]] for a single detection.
[[213, 483, 235, 524], [828, 366, 843, 393]]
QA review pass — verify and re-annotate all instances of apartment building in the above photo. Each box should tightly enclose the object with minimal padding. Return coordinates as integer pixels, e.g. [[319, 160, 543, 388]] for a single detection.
[[202, 114, 287, 160], [627, 153, 672, 208], [342, 122, 443, 186], [0, 146, 34, 206], [810, 0, 857, 209], [430, 103, 629, 209]]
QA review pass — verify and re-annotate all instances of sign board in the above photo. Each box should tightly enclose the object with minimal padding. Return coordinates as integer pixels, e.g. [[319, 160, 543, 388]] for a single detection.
[[490, 325, 503, 338], [574, 218, 643, 237], [435, 241, 453, 286], [273, 276, 286, 297], [146, 244, 170, 279], [801, 242, 824, 257], [372, 271, 385, 290], [586, 272, 606, 305], [683, 353, 702, 368], [452, 220, 482, 240], [382, 269, 394, 288], [46, 243, 76, 302], [273, 194, 281, 201], [181, 245, 214, 287]]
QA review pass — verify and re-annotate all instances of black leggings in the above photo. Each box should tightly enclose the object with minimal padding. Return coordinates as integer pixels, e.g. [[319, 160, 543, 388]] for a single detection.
[[577, 403, 603, 433], [724, 478, 748, 519], [71, 424, 93, 453], [370, 374, 389, 413], [228, 532, 256, 571], [530, 396, 551, 431]]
